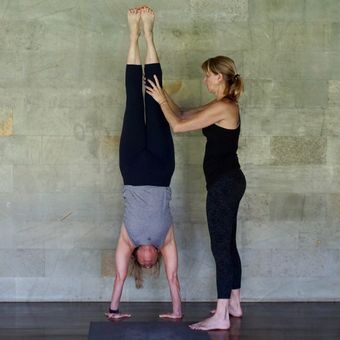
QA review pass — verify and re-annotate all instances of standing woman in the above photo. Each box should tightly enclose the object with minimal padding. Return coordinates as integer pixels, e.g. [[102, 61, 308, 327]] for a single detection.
[[146, 56, 246, 330], [106, 6, 182, 320]]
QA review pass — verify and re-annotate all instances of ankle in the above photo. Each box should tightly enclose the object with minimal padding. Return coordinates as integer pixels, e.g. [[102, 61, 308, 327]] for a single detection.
[[214, 310, 230, 321], [144, 32, 153, 41], [130, 35, 139, 44], [130, 30, 140, 37]]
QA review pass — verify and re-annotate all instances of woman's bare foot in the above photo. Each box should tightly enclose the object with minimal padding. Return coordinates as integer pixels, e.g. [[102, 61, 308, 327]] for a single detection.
[[210, 290, 243, 317], [127, 7, 141, 39], [210, 305, 242, 317], [229, 289, 243, 317], [229, 300, 243, 317], [140, 6, 155, 40], [189, 315, 230, 331]]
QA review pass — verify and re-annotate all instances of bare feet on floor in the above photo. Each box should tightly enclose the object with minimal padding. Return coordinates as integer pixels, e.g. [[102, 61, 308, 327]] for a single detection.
[[189, 315, 230, 331], [229, 299, 243, 317], [210, 295, 243, 317], [210, 304, 243, 318]]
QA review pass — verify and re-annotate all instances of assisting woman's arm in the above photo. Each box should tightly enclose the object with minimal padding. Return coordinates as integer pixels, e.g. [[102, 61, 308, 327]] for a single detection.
[[146, 75, 228, 132], [159, 226, 183, 319], [163, 90, 182, 116], [164, 89, 213, 119]]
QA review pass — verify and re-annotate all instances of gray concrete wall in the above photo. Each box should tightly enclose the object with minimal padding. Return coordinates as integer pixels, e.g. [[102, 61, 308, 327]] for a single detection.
[[1, 0, 340, 301]]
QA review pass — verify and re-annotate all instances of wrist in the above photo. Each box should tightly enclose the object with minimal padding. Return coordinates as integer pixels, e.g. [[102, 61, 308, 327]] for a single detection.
[[172, 310, 183, 317], [109, 308, 120, 314]]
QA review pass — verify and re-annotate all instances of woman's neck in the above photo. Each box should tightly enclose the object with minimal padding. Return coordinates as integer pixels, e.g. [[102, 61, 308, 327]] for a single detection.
[[214, 85, 227, 100]]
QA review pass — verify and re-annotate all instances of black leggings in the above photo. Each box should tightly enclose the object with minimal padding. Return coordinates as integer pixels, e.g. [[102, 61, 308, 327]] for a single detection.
[[119, 64, 175, 186], [206, 169, 246, 299]]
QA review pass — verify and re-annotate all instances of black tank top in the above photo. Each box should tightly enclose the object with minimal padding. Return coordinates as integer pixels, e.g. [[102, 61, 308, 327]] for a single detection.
[[202, 123, 241, 188]]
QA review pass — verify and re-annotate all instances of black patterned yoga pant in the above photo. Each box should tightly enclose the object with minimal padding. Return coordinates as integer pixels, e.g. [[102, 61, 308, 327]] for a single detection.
[[119, 63, 175, 186], [206, 169, 246, 299]]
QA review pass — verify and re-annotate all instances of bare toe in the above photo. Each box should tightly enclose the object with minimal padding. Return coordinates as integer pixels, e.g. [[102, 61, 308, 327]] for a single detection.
[[141, 6, 155, 36], [127, 8, 141, 36]]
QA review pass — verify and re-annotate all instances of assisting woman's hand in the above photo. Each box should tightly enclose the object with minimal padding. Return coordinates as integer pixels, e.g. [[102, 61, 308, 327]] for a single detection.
[[145, 75, 167, 105]]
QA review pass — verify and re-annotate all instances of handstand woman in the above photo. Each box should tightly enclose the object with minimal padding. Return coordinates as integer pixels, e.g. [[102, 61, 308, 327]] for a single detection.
[[105, 6, 182, 320]]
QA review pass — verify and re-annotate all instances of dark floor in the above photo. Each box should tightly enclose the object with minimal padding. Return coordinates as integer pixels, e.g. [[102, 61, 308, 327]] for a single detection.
[[0, 302, 339, 339]]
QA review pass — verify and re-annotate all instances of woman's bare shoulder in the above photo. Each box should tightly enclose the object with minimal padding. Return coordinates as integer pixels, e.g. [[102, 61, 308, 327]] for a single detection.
[[215, 99, 239, 128]]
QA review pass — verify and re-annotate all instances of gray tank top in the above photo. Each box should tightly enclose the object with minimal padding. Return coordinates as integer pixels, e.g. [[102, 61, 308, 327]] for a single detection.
[[122, 185, 173, 248]]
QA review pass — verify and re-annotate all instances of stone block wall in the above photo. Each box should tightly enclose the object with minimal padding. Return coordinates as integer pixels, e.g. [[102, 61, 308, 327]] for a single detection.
[[0, 0, 339, 301]]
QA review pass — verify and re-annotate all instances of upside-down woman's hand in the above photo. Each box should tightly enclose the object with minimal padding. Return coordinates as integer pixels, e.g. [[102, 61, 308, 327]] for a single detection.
[[159, 312, 183, 320], [105, 312, 131, 320], [145, 75, 167, 105]]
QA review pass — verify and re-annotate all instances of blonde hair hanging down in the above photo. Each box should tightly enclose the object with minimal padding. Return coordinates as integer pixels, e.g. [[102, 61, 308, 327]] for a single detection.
[[129, 248, 162, 288], [201, 55, 244, 102]]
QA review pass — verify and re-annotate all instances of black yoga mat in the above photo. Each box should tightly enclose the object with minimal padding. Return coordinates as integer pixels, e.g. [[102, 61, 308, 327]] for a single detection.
[[88, 321, 210, 340]]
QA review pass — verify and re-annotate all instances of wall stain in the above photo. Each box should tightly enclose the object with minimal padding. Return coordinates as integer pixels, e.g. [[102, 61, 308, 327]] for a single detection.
[[73, 123, 85, 141], [0, 110, 13, 136], [172, 29, 182, 37], [101, 250, 116, 277], [164, 80, 182, 95], [100, 135, 120, 159]]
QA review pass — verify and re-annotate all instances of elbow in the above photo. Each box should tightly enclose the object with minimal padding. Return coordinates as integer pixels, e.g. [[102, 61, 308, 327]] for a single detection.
[[115, 271, 127, 282], [168, 272, 179, 285], [172, 123, 183, 134], [171, 116, 189, 133]]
